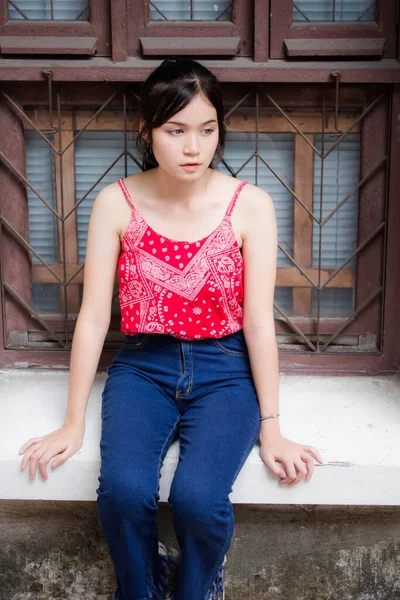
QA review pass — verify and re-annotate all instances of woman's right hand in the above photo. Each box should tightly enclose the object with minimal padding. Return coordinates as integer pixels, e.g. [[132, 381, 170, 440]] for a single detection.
[[18, 424, 84, 481]]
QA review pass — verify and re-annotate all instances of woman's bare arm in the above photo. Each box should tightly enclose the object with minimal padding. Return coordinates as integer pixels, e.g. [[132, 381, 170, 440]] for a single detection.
[[241, 184, 323, 486], [19, 184, 122, 480], [63, 185, 122, 427]]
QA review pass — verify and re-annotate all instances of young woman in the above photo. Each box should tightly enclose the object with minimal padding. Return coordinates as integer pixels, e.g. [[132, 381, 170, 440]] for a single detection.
[[19, 58, 323, 600]]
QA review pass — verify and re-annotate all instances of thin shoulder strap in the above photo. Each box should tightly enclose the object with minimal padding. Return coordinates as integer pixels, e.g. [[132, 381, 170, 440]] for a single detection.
[[118, 178, 135, 208], [225, 180, 248, 217]]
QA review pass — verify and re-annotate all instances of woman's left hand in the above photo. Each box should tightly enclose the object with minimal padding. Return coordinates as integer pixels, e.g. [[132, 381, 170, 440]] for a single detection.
[[259, 434, 323, 485]]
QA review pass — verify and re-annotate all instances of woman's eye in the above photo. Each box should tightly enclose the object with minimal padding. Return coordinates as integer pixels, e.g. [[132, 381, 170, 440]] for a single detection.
[[168, 128, 215, 135]]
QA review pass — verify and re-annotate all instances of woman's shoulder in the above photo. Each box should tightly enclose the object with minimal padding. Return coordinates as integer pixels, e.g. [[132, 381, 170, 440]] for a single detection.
[[232, 179, 275, 241], [93, 176, 142, 240]]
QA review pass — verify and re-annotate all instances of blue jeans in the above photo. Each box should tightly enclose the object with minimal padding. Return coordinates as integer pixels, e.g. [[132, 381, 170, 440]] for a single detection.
[[96, 330, 261, 600]]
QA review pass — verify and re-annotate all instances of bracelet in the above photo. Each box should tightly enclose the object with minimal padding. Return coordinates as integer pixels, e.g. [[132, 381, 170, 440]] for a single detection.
[[260, 412, 280, 421]]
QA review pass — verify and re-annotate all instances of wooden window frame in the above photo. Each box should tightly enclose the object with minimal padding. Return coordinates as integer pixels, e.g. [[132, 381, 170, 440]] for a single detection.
[[270, 0, 398, 59], [126, 0, 253, 58], [0, 0, 110, 56], [0, 83, 399, 375]]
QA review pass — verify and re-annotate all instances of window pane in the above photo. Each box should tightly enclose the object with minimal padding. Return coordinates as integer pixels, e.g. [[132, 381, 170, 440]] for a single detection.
[[311, 288, 354, 317], [25, 130, 58, 264], [8, 0, 89, 20], [150, 0, 232, 21], [32, 283, 61, 313], [275, 287, 293, 317], [312, 133, 359, 268], [25, 130, 59, 313], [312, 132, 360, 316], [293, 0, 376, 22], [217, 132, 295, 267], [74, 129, 141, 263]]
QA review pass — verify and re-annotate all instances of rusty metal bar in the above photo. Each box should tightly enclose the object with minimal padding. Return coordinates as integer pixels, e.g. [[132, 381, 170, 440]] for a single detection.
[[322, 93, 385, 159], [315, 96, 326, 352], [321, 223, 385, 289], [273, 303, 317, 352], [357, 2, 375, 21], [1, 91, 59, 153], [65, 152, 126, 219], [215, 3, 232, 20], [57, 88, 69, 345], [321, 155, 387, 226], [0, 217, 64, 284], [43, 69, 58, 133], [256, 153, 320, 224], [277, 245, 318, 289], [0, 149, 61, 218], [59, 89, 122, 155], [149, 1, 168, 20], [261, 90, 323, 157], [293, 3, 311, 21], [76, 6, 88, 21], [3, 282, 68, 349], [7, 1, 29, 19], [224, 87, 258, 120], [331, 71, 342, 133], [320, 288, 382, 352]]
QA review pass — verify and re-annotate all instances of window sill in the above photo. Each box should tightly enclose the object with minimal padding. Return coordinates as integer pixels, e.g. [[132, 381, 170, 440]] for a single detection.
[[283, 38, 385, 58], [0, 35, 98, 55], [1, 370, 399, 505], [139, 36, 240, 56]]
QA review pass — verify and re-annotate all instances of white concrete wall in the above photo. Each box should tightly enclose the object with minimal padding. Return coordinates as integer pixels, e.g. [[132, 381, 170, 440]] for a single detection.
[[1, 370, 399, 505]]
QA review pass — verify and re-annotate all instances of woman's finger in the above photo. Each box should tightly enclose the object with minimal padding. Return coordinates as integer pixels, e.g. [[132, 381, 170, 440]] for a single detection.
[[279, 459, 297, 484], [303, 446, 323, 464], [262, 453, 287, 479], [301, 453, 315, 480], [29, 447, 48, 481], [20, 442, 43, 470], [51, 447, 73, 470], [288, 459, 308, 486], [19, 437, 43, 455], [38, 450, 58, 481]]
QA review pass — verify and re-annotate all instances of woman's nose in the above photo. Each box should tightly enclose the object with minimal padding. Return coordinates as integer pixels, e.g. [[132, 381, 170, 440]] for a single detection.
[[183, 134, 200, 154]]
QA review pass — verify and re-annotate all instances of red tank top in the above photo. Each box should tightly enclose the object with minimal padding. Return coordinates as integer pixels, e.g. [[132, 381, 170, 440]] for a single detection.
[[117, 177, 248, 341]]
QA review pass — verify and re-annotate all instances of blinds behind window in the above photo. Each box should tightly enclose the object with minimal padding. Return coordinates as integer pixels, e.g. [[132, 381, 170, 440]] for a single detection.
[[26, 129, 360, 317], [312, 133, 359, 268], [149, 0, 232, 21], [8, 0, 88, 20], [25, 131, 60, 313], [293, 0, 376, 22], [219, 132, 295, 268]]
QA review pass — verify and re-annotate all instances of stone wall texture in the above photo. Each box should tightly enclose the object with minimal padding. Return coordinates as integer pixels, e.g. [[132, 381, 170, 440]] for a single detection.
[[1, 501, 399, 600]]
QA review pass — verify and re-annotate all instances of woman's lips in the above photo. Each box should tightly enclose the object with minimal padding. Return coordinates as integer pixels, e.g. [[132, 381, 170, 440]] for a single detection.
[[181, 163, 201, 171]]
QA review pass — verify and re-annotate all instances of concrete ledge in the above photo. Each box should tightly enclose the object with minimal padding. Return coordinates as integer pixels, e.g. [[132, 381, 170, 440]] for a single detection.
[[1, 370, 400, 505]]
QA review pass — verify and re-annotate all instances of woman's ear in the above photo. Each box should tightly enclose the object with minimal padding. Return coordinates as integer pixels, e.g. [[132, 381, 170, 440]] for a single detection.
[[139, 117, 150, 144]]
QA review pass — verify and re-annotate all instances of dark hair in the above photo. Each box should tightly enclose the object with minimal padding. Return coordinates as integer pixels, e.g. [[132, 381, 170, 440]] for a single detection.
[[136, 57, 225, 171]]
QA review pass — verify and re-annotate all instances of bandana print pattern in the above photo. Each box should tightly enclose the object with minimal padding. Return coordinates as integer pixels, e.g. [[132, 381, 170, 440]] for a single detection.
[[117, 178, 248, 341]]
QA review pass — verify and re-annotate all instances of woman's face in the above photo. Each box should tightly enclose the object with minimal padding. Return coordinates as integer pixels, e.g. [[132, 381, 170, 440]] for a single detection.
[[150, 92, 219, 180]]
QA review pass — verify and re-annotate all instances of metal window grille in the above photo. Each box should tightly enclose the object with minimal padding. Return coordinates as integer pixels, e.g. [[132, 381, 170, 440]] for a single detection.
[[0, 80, 389, 354]]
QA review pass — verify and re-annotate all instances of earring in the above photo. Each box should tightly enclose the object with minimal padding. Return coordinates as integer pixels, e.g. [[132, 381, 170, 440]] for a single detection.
[[143, 143, 152, 158]]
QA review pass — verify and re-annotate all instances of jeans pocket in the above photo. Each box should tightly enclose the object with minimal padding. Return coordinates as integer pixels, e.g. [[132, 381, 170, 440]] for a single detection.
[[121, 333, 149, 349], [212, 330, 248, 356]]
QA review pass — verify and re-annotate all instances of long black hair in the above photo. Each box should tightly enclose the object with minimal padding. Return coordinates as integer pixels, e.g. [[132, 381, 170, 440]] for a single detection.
[[136, 57, 225, 171]]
